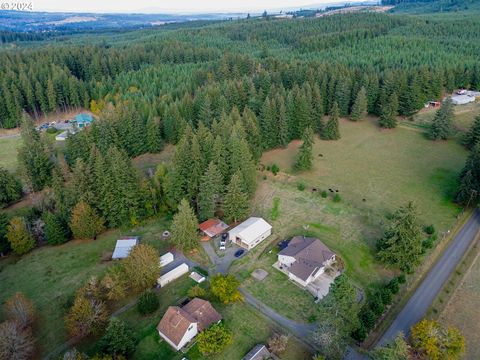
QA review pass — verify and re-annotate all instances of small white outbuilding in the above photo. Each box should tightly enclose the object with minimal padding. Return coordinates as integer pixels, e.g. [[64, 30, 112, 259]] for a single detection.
[[159, 252, 174, 267], [112, 237, 139, 259], [157, 263, 189, 287], [228, 217, 272, 250]]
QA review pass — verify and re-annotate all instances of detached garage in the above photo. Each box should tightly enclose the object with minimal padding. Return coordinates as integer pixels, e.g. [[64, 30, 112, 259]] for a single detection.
[[228, 217, 272, 250]]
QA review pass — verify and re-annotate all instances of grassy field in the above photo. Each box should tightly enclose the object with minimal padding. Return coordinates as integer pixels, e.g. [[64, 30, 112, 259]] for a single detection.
[[438, 244, 480, 360], [117, 276, 311, 360], [0, 217, 177, 357], [0, 135, 22, 172]]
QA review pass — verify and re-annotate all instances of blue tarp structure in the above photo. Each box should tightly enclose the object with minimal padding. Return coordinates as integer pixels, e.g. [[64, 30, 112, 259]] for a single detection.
[[74, 113, 93, 128]]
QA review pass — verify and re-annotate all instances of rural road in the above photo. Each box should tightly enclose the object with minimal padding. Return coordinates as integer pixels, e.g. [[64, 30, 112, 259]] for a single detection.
[[378, 210, 480, 345]]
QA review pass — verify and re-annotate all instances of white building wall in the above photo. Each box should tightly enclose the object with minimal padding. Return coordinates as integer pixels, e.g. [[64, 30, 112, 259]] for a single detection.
[[159, 322, 198, 351], [241, 228, 272, 250], [288, 272, 308, 287], [158, 263, 189, 287]]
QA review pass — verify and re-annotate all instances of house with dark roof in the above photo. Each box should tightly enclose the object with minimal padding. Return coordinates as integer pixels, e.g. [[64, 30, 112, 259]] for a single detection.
[[157, 298, 222, 351], [277, 236, 336, 288]]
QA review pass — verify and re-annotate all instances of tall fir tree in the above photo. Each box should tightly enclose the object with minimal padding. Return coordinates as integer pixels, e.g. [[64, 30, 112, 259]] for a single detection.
[[379, 93, 399, 129], [223, 172, 249, 223], [170, 199, 199, 251], [294, 127, 314, 171], [0, 167, 22, 208], [377, 202, 423, 272], [146, 116, 163, 153], [428, 97, 454, 140], [43, 212, 69, 245], [276, 95, 289, 148], [350, 87, 367, 121], [198, 162, 223, 221], [322, 102, 341, 140], [456, 143, 480, 206], [0, 213, 10, 255], [17, 113, 53, 192], [462, 114, 480, 150]]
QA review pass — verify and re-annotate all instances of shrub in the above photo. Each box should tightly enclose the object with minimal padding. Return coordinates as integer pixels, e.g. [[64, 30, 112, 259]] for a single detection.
[[321, 190, 328, 198], [333, 193, 341, 202], [267, 333, 290, 355], [210, 274, 242, 304], [370, 295, 385, 316], [270, 197, 280, 221], [193, 266, 209, 276], [6, 217, 35, 255], [424, 224, 436, 235], [271, 164, 280, 175], [380, 288, 393, 306], [360, 307, 377, 330], [422, 237, 434, 250], [297, 181, 306, 191], [46, 127, 58, 134], [387, 278, 399, 294], [99, 318, 136, 356], [397, 273, 406, 284], [351, 323, 367, 342], [188, 285, 207, 299], [136, 291, 159, 315]]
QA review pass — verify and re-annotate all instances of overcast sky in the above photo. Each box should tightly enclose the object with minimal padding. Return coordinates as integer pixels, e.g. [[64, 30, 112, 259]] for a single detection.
[[34, 0, 347, 14]]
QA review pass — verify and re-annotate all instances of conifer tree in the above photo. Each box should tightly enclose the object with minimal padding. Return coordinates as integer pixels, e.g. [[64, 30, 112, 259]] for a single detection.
[[6, 217, 35, 256], [456, 143, 480, 206], [43, 212, 69, 245], [0, 213, 10, 255], [379, 93, 398, 129], [223, 172, 249, 223], [17, 114, 53, 191], [462, 114, 480, 150], [198, 162, 223, 221], [350, 87, 367, 121], [146, 116, 163, 153], [228, 127, 257, 196], [428, 97, 454, 140], [377, 202, 423, 272], [170, 199, 199, 251], [322, 102, 341, 140], [294, 127, 314, 171], [0, 167, 22, 208], [277, 96, 289, 147]]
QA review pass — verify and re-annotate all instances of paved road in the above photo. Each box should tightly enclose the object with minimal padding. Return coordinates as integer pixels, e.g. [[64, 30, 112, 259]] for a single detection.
[[239, 288, 317, 350], [378, 210, 480, 345], [201, 240, 242, 274]]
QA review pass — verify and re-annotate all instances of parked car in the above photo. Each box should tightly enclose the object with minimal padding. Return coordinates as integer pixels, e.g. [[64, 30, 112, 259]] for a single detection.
[[234, 249, 245, 257], [221, 233, 228, 241], [219, 243, 226, 251]]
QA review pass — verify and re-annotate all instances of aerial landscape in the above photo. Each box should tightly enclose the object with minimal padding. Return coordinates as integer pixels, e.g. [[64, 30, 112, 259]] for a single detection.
[[0, 0, 480, 359]]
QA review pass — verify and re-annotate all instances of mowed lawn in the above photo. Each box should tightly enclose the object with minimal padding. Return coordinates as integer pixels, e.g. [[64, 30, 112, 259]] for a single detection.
[[0, 217, 173, 357], [0, 135, 22, 172], [439, 251, 480, 360], [412, 102, 480, 132]]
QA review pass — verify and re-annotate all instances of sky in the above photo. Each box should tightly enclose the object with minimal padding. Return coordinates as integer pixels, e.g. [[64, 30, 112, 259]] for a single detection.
[[34, 0, 348, 14]]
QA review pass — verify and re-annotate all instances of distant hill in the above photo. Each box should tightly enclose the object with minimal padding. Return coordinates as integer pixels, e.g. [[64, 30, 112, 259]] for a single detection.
[[383, 0, 480, 13]]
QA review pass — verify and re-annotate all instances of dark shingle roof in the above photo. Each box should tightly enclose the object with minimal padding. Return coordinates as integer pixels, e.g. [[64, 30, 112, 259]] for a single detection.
[[279, 236, 335, 281]]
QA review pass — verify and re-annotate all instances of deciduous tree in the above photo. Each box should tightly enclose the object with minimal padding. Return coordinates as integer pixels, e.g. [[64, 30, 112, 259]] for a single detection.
[[197, 323, 233, 355], [70, 201, 105, 240], [0, 320, 35, 360], [267, 333, 290, 355], [123, 244, 159, 292], [6, 217, 35, 256], [411, 319, 465, 360], [65, 291, 108, 338], [210, 274, 242, 304], [4, 293, 35, 329]]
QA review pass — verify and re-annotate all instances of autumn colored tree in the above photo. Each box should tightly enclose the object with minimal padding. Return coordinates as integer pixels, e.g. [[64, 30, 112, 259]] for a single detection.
[[0, 320, 35, 360], [411, 319, 465, 360], [6, 217, 35, 256], [170, 199, 199, 251], [65, 291, 108, 338], [4, 293, 35, 329], [197, 323, 233, 355], [210, 274, 243, 304], [100, 266, 128, 301], [267, 333, 290, 355], [123, 244, 159, 292], [70, 201, 105, 240]]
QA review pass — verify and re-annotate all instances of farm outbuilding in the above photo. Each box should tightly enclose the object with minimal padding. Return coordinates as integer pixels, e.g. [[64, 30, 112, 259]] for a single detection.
[[159, 252, 174, 267], [451, 95, 475, 105], [199, 218, 228, 241], [112, 237, 139, 259], [158, 263, 189, 287], [228, 217, 272, 250]]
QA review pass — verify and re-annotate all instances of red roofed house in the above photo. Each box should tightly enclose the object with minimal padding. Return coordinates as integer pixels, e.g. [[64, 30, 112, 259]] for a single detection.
[[157, 298, 222, 351], [199, 218, 228, 241]]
